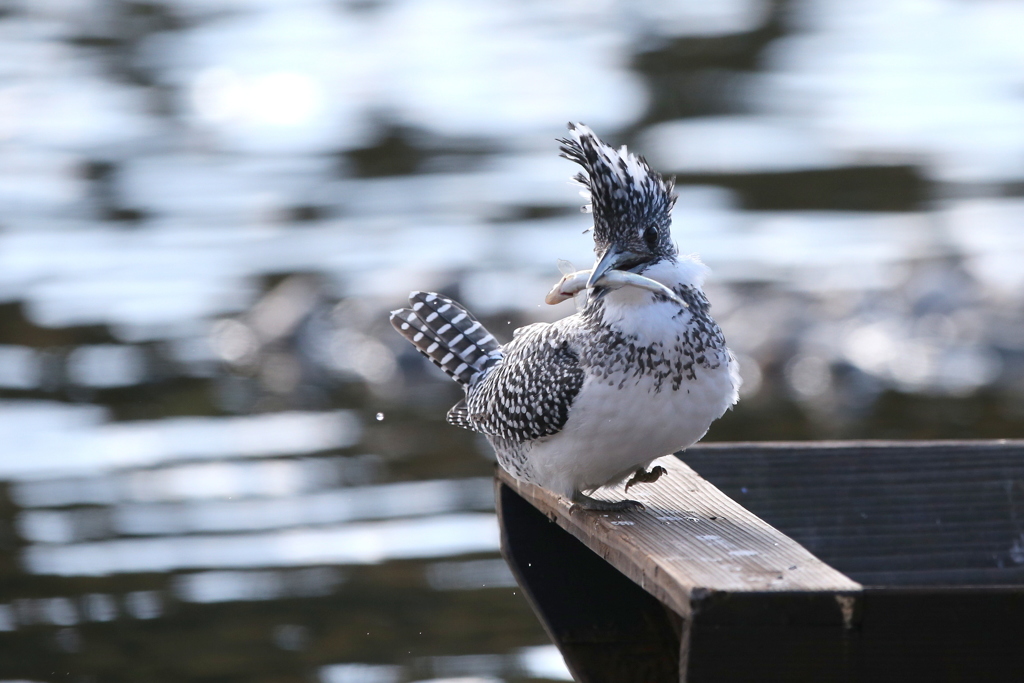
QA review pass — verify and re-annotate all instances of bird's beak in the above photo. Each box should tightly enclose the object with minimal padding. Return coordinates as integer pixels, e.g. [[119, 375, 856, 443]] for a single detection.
[[587, 245, 646, 288]]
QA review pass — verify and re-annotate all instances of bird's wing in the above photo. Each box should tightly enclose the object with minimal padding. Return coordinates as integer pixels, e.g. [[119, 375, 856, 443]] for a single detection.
[[465, 323, 584, 443], [446, 399, 474, 430]]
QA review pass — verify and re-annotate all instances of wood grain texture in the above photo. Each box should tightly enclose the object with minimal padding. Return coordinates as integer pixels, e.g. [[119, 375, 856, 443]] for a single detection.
[[497, 482, 684, 683], [685, 440, 1024, 586], [497, 454, 860, 618]]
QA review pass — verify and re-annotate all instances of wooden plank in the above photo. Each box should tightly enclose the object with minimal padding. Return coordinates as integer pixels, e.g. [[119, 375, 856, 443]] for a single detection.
[[684, 440, 1024, 586], [500, 443, 1024, 682], [496, 454, 860, 618], [496, 481, 684, 683], [685, 587, 1024, 682]]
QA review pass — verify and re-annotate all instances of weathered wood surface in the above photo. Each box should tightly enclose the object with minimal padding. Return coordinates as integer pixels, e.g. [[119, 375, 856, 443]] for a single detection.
[[684, 440, 1024, 586], [497, 453, 860, 618], [499, 442, 1024, 682], [497, 483, 687, 683]]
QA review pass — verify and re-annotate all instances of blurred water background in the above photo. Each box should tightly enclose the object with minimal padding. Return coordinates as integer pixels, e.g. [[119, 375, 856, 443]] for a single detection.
[[1, 0, 1024, 680]]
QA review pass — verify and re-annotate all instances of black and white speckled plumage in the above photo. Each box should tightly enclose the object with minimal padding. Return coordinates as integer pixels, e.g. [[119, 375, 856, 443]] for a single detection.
[[576, 283, 728, 391], [558, 121, 677, 260], [391, 123, 740, 505], [463, 323, 584, 443]]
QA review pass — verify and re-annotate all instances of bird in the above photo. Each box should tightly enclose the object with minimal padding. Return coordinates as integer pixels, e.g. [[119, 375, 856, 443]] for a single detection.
[[390, 122, 740, 511]]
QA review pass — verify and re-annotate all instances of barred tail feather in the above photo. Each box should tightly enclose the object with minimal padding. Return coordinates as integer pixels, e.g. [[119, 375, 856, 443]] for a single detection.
[[390, 291, 502, 386]]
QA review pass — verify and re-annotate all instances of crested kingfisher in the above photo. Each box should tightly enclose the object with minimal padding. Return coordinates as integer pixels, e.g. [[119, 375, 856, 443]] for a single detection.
[[391, 123, 740, 511]]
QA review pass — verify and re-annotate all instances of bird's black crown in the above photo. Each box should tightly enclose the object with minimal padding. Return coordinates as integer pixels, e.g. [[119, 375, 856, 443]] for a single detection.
[[558, 122, 678, 260]]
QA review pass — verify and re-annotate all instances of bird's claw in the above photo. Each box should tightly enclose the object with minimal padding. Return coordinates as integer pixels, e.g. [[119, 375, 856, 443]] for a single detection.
[[623, 465, 667, 494]]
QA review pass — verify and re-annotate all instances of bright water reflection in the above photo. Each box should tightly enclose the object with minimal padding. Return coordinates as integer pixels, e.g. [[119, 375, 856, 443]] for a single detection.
[[23, 512, 500, 575], [1, 0, 1024, 681]]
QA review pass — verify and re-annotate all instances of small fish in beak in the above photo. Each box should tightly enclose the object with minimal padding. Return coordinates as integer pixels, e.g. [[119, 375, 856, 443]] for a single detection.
[[545, 266, 688, 308]]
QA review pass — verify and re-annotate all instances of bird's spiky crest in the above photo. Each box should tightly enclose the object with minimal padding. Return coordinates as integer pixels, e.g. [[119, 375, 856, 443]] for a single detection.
[[558, 122, 677, 254]]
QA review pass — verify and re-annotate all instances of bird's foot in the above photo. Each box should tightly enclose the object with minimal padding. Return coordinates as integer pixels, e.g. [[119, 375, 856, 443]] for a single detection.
[[623, 465, 667, 494], [569, 490, 645, 513]]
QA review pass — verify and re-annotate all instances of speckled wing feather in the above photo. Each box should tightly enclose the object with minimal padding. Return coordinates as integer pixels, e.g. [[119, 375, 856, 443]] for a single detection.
[[465, 323, 584, 444], [446, 399, 474, 429]]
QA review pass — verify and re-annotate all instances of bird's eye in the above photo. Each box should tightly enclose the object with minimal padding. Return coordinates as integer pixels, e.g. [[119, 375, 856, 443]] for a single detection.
[[643, 226, 659, 249]]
